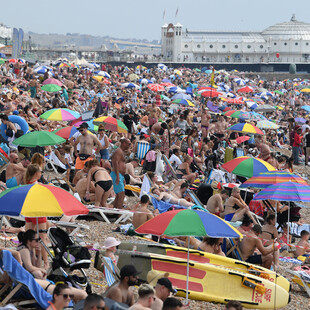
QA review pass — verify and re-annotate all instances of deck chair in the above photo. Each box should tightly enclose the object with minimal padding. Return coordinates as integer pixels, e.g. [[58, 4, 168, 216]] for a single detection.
[[136, 141, 150, 161], [0, 250, 52, 309], [287, 269, 310, 297], [225, 238, 244, 261], [236, 148, 245, 157], [45, 152, 67, 175], [124, 184, 141, 198], [162, 154, 178, 180]]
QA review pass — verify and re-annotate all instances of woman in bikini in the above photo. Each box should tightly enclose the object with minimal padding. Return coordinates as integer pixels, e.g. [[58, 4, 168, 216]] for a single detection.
[[85, 159, 113, 208], [223, 186, 257, 223], [176, 154, 198, 184]]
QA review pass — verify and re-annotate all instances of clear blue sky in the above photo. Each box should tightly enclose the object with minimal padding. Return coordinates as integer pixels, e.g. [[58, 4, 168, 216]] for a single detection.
[[1, 0, 309, 41]]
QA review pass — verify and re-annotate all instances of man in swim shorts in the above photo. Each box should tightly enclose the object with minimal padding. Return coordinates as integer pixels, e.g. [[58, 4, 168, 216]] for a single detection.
[[73, 123, 101, 171], [6, 152, 26, 188]]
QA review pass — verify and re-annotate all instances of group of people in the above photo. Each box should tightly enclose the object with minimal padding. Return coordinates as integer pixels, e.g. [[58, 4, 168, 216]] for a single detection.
[[1, 58, 310, 308]]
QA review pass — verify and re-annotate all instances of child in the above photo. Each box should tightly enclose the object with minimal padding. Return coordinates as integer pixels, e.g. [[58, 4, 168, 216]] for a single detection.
[[103, 237, 121, 265], [295, 230, 310, 258], [132, 195, 154, 229], [64, 145, 73, 182]]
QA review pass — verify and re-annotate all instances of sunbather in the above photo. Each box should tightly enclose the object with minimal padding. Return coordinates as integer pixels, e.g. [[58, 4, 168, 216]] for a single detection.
[[150, 187, 194, 208]]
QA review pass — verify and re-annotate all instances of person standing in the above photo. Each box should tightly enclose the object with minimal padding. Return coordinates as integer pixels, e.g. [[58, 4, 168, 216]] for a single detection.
[[97, 124, 110, 165], [292, 127, 302, 165], [304, 127, 310, 166]]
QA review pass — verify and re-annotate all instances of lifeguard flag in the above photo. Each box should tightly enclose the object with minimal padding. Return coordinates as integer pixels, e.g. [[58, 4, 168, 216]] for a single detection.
[[210, 67, 215, 87]]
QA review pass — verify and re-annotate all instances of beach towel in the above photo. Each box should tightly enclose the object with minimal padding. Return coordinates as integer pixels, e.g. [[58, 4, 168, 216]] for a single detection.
[[279, 256, 302, 264], [103, 257, 118, 287], [1, 250, 52, 309], [151, 197, 185, 213], [139, 176, 151, 198]]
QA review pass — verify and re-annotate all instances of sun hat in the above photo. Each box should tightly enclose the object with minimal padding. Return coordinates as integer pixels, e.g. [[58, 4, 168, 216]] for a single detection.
[[147, 270, 169, 287], [103, 237, 121, 249]]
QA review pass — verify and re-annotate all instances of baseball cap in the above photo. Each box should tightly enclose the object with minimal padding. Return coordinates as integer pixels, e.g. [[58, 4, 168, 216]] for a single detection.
[[120, 265, 141, 278], [157, 278, 177, 294]]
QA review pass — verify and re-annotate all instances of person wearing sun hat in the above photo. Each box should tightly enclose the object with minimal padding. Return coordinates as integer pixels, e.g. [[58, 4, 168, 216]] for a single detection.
[[147, 270, 177, 310], [103, 237, 121, 265]]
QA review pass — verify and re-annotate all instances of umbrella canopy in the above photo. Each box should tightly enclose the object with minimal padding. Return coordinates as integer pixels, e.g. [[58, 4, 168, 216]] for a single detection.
[[121, 83, 139, 89], [0, 58, 5, 65], [135, 209, 242, 238], [201, 90, 222, 98], [223, 110, 250, 119], [172, 99, 194, 107], [295, 117, 306, 124], [301, 105, 310, 112], [240, 171, 308, 189], [41, 84, 62, 93], [301, 88, 310, 93], [236, 136, 250, 144], [252, 182, 310, 202], [171, 93, 191, 100], [237, 86, 254, 93], [256, 120, 279, 129], [222, 156, 276, 178], [224, 98, 243, 104], [54, 126, 79, 139], [227, 123, 264, 135], [96, 71, 110, 78], [207, 101, 220, 113], [147, 84, 165, 92], [254, 105, 276, 113], [42, 78, 63, 86], [0, 184, 89, 217], [93, 116, 128, 133], [40, 108, 80, 121], [13, 131, 66, 147]]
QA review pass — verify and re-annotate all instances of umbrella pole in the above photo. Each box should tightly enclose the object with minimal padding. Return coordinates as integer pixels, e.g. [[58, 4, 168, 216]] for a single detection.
[[287, 202, 290, 244], [185, 237, 190, 305]]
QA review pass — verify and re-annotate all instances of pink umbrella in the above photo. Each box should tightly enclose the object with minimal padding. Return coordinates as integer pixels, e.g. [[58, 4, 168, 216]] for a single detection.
[[43, 78, 63, 87], [147, 84, 165, 92]]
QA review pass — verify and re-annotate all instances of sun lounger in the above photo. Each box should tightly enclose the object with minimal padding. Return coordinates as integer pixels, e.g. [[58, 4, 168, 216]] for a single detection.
[[225, 238, 244, 261], [0, 249, 52, 309], [45, 152, 67, 175], [287, 269, 310, 297], [87, 205, 133, 224], [162, 154, 178, 180]]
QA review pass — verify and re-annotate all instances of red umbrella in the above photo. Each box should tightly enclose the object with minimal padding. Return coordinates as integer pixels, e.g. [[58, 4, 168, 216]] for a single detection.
[[201, 90, 222, 98], [225, 98, 244, 104], [237, 86, 254, 93], [8, 59, 18, 63], [223, 107, 231, 112], [236, 136, 250, 144], [147, 84, 165, 92], [161, 82, 175, 87]]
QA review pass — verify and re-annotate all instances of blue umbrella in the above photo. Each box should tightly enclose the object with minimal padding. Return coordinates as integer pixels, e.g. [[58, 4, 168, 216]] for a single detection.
[[204, 69, 212, 74], [33, 66, 53, 75], [162, 78, 171, 83], [171, 93, 191, 100], [295, 117, 306, 124], [121, 83, 139, 89], [301, 105, 310, 112]]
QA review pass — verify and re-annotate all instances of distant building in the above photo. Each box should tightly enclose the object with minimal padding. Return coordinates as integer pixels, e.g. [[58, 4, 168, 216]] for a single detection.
[[0, 23, 12, 40], [161, 15, 310, 63]]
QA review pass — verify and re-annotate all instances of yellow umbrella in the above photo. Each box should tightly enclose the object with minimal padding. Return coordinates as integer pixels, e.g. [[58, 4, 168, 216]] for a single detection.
[[301, 88, 310, 92], [93, 75, 104, 82]]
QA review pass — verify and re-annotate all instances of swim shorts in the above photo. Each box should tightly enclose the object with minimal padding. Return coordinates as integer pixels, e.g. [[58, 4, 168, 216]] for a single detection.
[[246, 254, 263, 265], [6, 177, 18, 188], [25, 217, 47, 224], [110, 171, 125, 194], [224, 213, 234, 221], [75, 154, 92, 170]]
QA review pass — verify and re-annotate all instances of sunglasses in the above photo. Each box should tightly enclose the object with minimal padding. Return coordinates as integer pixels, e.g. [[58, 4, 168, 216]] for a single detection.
[[59, 293, 74, 299], [32, 238, 40, 242]]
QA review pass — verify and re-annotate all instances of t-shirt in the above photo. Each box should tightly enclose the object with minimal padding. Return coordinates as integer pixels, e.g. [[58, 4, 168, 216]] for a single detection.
[[169, 154, 182, 169]]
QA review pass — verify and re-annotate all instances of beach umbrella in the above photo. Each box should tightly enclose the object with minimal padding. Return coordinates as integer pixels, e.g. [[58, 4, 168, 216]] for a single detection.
[[258, 91, 274, 97], [201, 90, 222, 98], [34, 66, 53, 75], [254, 105, 276, 113], [235, 79, 246, 86], [295, 117, 306, 124], [256, 120, 279, 129], [158, 64, 167, 71], [240, 171, 308, 189], [223, 110, 251, 120], [41, 84, 62, 93], [207, 101, 220, 113], [236, 136, 250, 144], [171, 93, 191, 100], [160, 95, 171, 102], [73, 120, 98, 132], [224, 98, 243, 104], [54, 126, 79, 139], [222, 156, 276, 178], [301, 88, 310, 93], [135, 209, 242, 304], [246, 101, 258, 110], [121, 83, 139, 89], [147, 84, 165, 92], [161, 82, 175, 87], [42, 78, 63, 86], [274, 90, 284, 95], [96, 71, 110, 78], [40, 108, 80, 121], [0, 58, 5, 64], [0, 184, 89, 217], [227, 123, 264, 135], [13, 131, 66, 147], [93, 116, 128, 133], [129, 73, 139, 81], [237, 86, 254, 93], [247, 112, 267, 121], [172, 99, 194, 107], [301, 105, 310, 112]]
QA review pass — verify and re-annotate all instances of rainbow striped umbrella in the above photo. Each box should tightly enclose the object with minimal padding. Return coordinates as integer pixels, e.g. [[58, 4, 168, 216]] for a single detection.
[[40, 108, 80, 121], [227, 123, 264, 135], [0, 184, 89, 217], [252, 182, 310, 202], [222, 156, 276, 178], [223, 110, 250, 119], [93, 116, 128, 133], [172, 99, 195, 107], [240, 171, 308, 189]]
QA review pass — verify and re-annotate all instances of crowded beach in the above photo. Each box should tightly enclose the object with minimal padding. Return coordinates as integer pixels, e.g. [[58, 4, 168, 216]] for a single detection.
[[1, 59, 310, 309]]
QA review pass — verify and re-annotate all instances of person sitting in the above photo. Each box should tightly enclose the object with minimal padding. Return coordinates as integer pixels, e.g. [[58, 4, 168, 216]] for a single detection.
[[5, 152, 26, 188], [75, 177, 95, 202], [223, 187, 256, 223], [106, 265, 141, 307], [85, 159, 113, 207], [83, 293, 105, 310], [175, 154, 198, 184], [46, 283, 73, 310], [239, 224, 274, 269], [206, 190, 229, 216], [197, 237, 225, 256], [132, 194, 154, 229], [17, 230, 47, 280], [72, 161, 90, 186], [126, 158, 143, 184], [128, 284, 155, 309], [295, 230, 310, 258], [103, 237, 121, 265], [150, 187, 194, 208]]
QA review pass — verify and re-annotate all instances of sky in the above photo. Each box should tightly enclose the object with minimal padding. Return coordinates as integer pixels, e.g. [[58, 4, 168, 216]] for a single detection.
[[1, 0, 310, 41]]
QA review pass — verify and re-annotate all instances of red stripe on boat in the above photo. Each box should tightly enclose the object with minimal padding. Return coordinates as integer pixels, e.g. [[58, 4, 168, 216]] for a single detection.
[[168, 277, 203, 292], [166, 250, 210, 264]]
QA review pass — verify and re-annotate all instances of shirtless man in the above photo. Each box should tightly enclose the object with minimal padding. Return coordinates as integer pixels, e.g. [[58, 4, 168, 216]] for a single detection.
[[6, 152, 26, 188], [295, 230, 310, 257], [213, 115, 228, 139], [73, 123, 101, 171], [126, 158, 143, 184], [255, 139, 272, 164], [72, 161, 90, 185], [29, 76, 39, 98], [206, 190, 229, 216], [129, 284, 155, 310], [201, 109, 211, 138], [239, 224, 274, 269], [106, 265, 140, 307], [111, 138, 131, 209], [132, 195, 153, 229]]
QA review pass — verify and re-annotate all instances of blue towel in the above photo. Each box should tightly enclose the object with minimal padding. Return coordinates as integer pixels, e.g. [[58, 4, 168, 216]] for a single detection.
[[151, 197, 185, 214], [1, 250, 52, 309]]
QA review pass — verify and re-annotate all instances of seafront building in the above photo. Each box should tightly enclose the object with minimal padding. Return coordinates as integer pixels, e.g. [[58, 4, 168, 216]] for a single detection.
[[161, 15, 310, 64]]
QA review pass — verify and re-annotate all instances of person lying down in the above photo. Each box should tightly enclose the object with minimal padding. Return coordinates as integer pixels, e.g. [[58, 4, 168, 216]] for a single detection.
[[149, 187, 194, 208]]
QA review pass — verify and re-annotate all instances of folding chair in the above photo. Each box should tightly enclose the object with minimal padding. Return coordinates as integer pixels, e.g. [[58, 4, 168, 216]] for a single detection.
[[287, 270, 310, 297], [225, 238, 244, 261], [161, 154, 178, 180], [0, 250, 52, 309], [124, 184, 141, 198], [136, 141, 150, 161], [236, 148, 245, 157], [45, 152, 67, 175]]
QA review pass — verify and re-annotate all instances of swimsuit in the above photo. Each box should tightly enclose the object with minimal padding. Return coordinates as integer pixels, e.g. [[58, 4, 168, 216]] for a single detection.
[[176, 168, 187, 179], [201, 125, 209, 130], [110, 171, 125, 194], [6, 176, 18, 188], [246, 254, 263, 264], [262, 230, 275, 239], [92, 169, 113, 191], [224, 213, 235, 221]]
